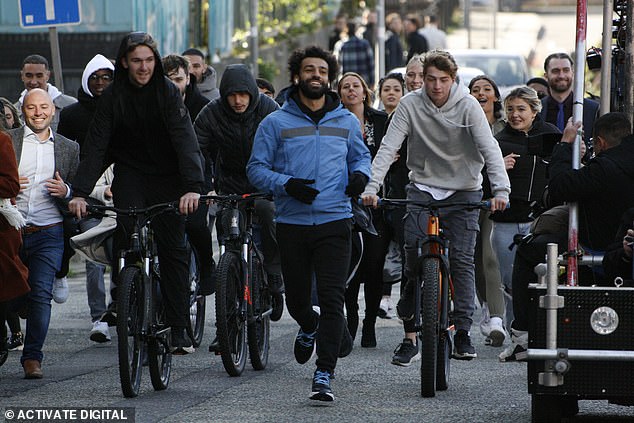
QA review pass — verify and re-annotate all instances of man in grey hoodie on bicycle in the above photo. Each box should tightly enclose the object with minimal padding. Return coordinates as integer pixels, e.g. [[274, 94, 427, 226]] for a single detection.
[[362, 50, 510, 365]]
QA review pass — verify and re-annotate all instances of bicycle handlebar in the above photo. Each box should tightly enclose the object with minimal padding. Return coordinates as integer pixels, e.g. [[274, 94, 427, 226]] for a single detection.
[[87, 201, 179, 218], [200, 192, 273, 203], [366, 198, 495, 211]]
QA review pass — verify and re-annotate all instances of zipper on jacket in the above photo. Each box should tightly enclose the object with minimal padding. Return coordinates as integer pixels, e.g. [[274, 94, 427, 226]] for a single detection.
[[527, 155, 536, 201]]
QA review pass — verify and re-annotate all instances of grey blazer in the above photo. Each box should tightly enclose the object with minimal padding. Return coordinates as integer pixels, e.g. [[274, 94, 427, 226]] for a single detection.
[[8, 126, 80, 188]]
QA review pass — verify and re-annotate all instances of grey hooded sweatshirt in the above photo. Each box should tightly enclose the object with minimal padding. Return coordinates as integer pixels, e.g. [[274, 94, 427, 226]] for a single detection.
[[363, 82, 510, 200]]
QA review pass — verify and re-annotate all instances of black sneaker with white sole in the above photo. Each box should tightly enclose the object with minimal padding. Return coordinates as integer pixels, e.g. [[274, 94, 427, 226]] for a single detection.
[[391, 338, 420, 366], [310, 369, 334, 402], [453, 329, 477, 360]]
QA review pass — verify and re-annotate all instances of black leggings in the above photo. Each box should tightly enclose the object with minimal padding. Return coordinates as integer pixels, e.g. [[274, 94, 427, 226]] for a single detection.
[[345, 211, 391, 336]]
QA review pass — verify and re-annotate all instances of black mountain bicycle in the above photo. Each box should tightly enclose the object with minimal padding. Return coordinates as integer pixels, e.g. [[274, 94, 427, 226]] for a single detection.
[[89, 202, 201, 397], [377, 198, 492, 397], [203, 193, 273, 376]]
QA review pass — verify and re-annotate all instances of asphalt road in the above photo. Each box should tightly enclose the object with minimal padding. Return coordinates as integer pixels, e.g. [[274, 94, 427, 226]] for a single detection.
[[1, 256, 633, 423]]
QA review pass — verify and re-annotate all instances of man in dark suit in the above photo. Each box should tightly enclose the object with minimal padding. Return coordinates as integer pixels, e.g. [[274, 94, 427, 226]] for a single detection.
[[8, 88, 79, 379], [540, 52, 599, 148]]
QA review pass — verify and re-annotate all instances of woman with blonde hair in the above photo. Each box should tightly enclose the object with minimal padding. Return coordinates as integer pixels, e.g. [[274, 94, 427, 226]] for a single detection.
[[492, 86, 560, 352]]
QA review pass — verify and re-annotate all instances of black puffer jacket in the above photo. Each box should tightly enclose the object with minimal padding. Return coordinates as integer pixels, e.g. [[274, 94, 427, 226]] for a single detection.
[[548, 134, 634, 250], [194, 64, 279, 194], [491, 116, 561, 223]]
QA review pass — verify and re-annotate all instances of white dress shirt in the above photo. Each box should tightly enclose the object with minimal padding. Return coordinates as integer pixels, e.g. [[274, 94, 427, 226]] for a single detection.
[[16, 126, 63, 226]]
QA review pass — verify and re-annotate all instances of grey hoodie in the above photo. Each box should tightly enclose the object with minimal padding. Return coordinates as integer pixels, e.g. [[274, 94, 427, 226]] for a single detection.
[[363, 82, 510, 200]]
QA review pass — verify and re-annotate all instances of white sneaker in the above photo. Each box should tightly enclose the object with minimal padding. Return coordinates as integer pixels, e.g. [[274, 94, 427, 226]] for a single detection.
[[90, 321, 111, 343], [486, 316, 507, 347], [52, 277, 69, 304], [479, 302, 491, 337], [378, 296, 394, 319], [499, 329, 528, 362]]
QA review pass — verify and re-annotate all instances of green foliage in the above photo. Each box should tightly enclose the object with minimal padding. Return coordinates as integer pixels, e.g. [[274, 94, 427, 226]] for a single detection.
[[258, 59, 279, 82], [234, 0, 333, 50]]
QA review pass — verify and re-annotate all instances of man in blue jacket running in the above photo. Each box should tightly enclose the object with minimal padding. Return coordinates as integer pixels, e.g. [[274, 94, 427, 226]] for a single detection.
[[247, 45, 371, 402]]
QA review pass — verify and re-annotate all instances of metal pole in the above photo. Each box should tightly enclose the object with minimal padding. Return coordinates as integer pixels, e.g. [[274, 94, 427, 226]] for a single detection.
[[545, 243, 559, 350], [49, 26, 64, 93], [600, 0, 613, 114], [567, 0, 588, 286], [377, 0, 386, 82], [465, 0, 472, 49], [249, 0, 259, 77], [493, 0, 498, 49]]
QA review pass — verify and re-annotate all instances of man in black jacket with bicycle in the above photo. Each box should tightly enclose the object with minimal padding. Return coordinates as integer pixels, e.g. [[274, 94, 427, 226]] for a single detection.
[[194, 64, 284, 340], [69, 32, 205, 355]]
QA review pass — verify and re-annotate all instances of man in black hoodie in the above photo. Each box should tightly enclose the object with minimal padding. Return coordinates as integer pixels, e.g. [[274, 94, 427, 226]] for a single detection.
[[500, 112, 634, 362], [68, 32, 205, 355], [58, 54, 115, 343], [194, 65, 284, 337]]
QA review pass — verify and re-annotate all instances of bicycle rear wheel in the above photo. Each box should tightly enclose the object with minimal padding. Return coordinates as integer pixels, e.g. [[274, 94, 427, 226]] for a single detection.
[[148, 283, 172, 391], [420, 256, 440, 398], [247, 254, 270, 370], [117, 266, 146, 398], [187, 248, 205, 347], [215, 251, 247, 376]]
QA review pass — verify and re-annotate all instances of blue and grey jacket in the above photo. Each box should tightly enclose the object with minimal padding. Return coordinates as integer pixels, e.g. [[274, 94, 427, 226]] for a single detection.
[[247, 91, 371, 225]]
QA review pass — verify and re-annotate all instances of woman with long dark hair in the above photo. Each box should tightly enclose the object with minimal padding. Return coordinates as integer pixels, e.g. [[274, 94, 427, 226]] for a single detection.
[[338, 72, 388, 347]]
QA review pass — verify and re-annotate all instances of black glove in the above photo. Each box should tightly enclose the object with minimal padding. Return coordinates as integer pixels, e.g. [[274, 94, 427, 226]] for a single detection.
[[345, 172, 369, 198], [284, 178, 320, 204]]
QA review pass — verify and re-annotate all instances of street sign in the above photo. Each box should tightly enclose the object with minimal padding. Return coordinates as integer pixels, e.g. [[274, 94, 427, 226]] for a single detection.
[[19, 0, 81, 29]]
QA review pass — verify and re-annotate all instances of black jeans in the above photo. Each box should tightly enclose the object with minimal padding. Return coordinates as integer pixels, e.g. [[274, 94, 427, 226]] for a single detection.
[[111, 167, 190, 329], [276, 219, 352, 373], [186, 202, 214, 282]]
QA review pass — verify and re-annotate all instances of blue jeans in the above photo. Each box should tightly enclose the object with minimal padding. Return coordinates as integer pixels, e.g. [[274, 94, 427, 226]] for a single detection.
[[20, 224, 64, 364], [491, 221, 531, 329], [403, 186, 481, 332]]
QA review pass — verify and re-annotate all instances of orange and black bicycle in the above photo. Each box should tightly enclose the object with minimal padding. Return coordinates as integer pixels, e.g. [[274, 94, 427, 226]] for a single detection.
[[377, 198, 492, 397]]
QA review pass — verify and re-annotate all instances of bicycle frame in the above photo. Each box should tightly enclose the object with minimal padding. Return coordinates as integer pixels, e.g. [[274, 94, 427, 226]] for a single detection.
[[203, 193, 272, 320], [413, 211, 455, 335]]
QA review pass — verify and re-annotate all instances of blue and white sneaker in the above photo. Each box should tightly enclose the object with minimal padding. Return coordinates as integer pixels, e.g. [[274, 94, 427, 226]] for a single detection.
[[310, 369, 334, 401], [294, 326, 317, 364]]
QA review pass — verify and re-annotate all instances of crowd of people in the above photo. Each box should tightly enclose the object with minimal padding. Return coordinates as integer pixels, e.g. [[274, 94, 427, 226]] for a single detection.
[[1, 13, 634, 404]]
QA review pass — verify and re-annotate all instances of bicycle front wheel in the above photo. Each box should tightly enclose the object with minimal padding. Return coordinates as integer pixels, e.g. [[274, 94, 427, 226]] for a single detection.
[[215, 251, 247, 376], [188, 249, 206, 347], [247, 254, 270, 370], [148, 283, 172, 391], [420, 256, 440, 398], [117, 266, 146, 398]]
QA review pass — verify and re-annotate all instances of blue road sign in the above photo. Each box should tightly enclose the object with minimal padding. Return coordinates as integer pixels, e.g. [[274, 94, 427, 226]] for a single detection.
[[19, 0, 81, 29]]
